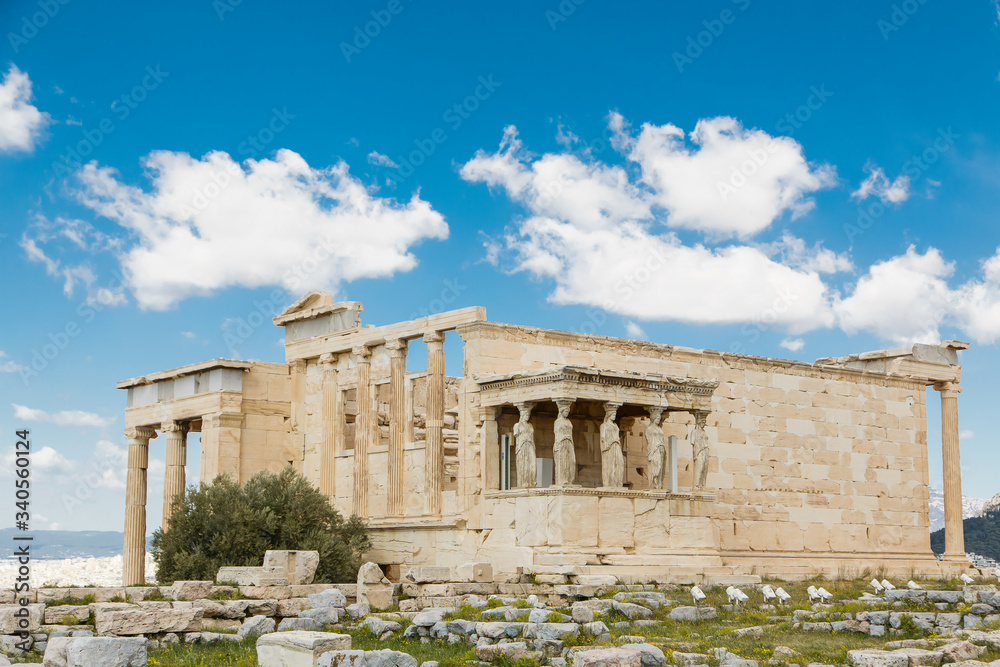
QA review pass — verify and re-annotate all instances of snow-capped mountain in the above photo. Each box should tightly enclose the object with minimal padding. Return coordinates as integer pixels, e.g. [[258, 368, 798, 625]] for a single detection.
[[927, 488, 989, 532]]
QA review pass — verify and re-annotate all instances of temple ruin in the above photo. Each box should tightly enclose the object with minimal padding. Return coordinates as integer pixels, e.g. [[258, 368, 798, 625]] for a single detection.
[[117, 291, 972, 585]]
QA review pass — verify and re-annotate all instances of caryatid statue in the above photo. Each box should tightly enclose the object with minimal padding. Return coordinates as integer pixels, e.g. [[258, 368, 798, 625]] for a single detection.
[[513, 402, 536, 488], [645, 407, 666, 490], [553, 399, 576, 486], [691, 411, 710, 490], [600, 403, 624, 487]]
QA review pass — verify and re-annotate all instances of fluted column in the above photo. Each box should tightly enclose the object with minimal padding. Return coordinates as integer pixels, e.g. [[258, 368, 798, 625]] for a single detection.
[[387, 339, 408, 516], [937, 381, 966, 561], [123, 426, 156, 586], [424, 331, 445, 516], [353, 346, 373, 517], [319, 353, 339, 498], [161, 421, 187, 534]]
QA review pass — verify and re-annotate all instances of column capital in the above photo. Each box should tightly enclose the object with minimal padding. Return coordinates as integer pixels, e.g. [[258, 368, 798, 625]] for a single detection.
[[602, 402, 622, 418], [318, 352, 339, 368], [385, 338, 409, 356], [124, 426, 157, 441], [289, 358, 308, 372], [693, 411, 709, 428], [423, 331, 445, 345], [160, 421, 188, 434], [554, 397, 576, 410], [352, 345, 372, 359], [935, 381, 962, 395], [515, 401, 536, 419], [203, 412, 243, 429], [647, 406, 664, 423]]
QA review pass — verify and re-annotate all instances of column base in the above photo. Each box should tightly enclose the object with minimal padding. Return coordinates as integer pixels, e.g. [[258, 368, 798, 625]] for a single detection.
[[940, 552, 968, 563]]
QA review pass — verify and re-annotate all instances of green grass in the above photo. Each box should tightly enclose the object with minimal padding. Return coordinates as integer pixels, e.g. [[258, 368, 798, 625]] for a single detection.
[[347, 626, 475, 667], [147, 637, 260, 667], [43, 593, 95, 607]]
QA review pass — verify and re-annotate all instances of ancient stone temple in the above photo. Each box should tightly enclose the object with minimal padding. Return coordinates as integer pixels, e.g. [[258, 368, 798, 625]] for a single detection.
[[117, 291, 972, 585]]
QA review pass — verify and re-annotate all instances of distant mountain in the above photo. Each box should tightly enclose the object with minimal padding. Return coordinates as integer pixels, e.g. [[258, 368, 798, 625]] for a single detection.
[[931, 507, 1000, 561], [0, 529, 127, 559], [927, 488, 988, 532]]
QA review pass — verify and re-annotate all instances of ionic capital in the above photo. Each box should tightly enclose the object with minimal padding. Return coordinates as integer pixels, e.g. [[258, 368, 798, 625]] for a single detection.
[[423, 331, 445, 346], [124, 426, 157, 441], [160, 421, 188, 434], [385, 338, 408, 357], [352, 345, 372, 360], [935, 381, 962, 396], [514, 401, 535, 420], [318, 352, 339, 369], [289, 359, 308, 373]]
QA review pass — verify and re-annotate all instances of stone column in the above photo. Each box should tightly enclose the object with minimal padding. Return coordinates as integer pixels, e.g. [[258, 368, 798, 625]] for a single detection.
[[514, 401, 537, 488], [202, 412, 243, 482], [691, 411, 710, 491], [481, 407, 500, 490], [123, 426, 156, 586], [386, 339, 408, 516], [319, 353, 339, 499], [290, 358, 307, 432], [553, 398, 576, 487], [353, 346, 373, 517], [937, 381, 966, 560], [424, 332, 445, 516], [161, 422, 187, 533]]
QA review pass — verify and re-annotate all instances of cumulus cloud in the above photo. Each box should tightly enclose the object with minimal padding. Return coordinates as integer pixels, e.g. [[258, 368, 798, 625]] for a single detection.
[[1, 444, 73, 476], [625, 321, 647, 339], [0, 351, 22, 373], [367, 151, 398, 168], [72, 149, 448, 309], [852, 162, 910, 204], [0, 64, 51, 154], [614, 114, 836, 237], [462, 120, 841, 332], [12, 404, 116, 428], [780, 338, 805, 352]]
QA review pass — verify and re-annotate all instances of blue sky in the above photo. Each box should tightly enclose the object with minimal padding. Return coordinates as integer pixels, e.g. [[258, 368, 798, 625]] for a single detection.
[[1, 0, 999, 533]]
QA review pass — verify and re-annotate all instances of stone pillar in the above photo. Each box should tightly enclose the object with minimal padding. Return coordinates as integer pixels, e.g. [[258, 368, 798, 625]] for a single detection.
[[319, 353, 339, 499], [424, 332, 445, 515], [481, 407, 500, 491], [202, 412, 243, 482], [161, 422, 187, 533], [290, 359, 307, 431], [553, 398, 576, 487], [691, 411, 710, 491], [667, 435, 678, 492], [514, 401, 537, 488], [937, 381, 966, 561], [123, 426, 156, 586], [386, 339, 408, 516], [353, 346, 373, 517]]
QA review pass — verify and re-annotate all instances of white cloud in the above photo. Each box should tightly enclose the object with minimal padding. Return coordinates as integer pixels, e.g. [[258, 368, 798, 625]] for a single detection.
[[12, 404, 116, 428], [181, 331, 197, 339], [462, 122, 839, 332], [835, 247, 954, 344], [960, 430, 974, 440], [1, 444, 73, 476], [852, 162, 910, 204], [367, 151, 398, 168], [763, 233, 853, 274], [625, 321, 647, 339], [0, 64, 51, 154], [780, 338, 805, 352], [73, 149, 449, 309], [616, 114, 837, 237], [0, 351, 22, 373]]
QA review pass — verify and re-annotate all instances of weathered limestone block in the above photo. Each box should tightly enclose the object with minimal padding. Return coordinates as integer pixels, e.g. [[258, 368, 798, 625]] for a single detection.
[[318, 649, 417, 667], [44, 605, 89, 625], [217, 566, 289, 587], [166, 581, 214, 601], [573, 647, 643, 667], [669, 606, 717, 621], [406, 566, 451, 583], [237, 615, 277, 639], [891, 649, 943, 667], [309, 589, 348, 609], [358, 562, 394, 610], [278, 617, 322, 632], [455, 562, 492, 583], [847, 651, 909, 667], [44, 636, 148, 667], [256, 631, 351, 667], [95, 607, 203, 635], [477, 642, 539, 662], [0, 603, 43, 633], [263, 550, 320, 585], [939, 642, 987, 663], [620, 644, 666, 667]]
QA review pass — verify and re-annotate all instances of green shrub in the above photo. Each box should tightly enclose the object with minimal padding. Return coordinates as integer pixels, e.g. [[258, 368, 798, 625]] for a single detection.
[[151, 467, 370, 585]]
